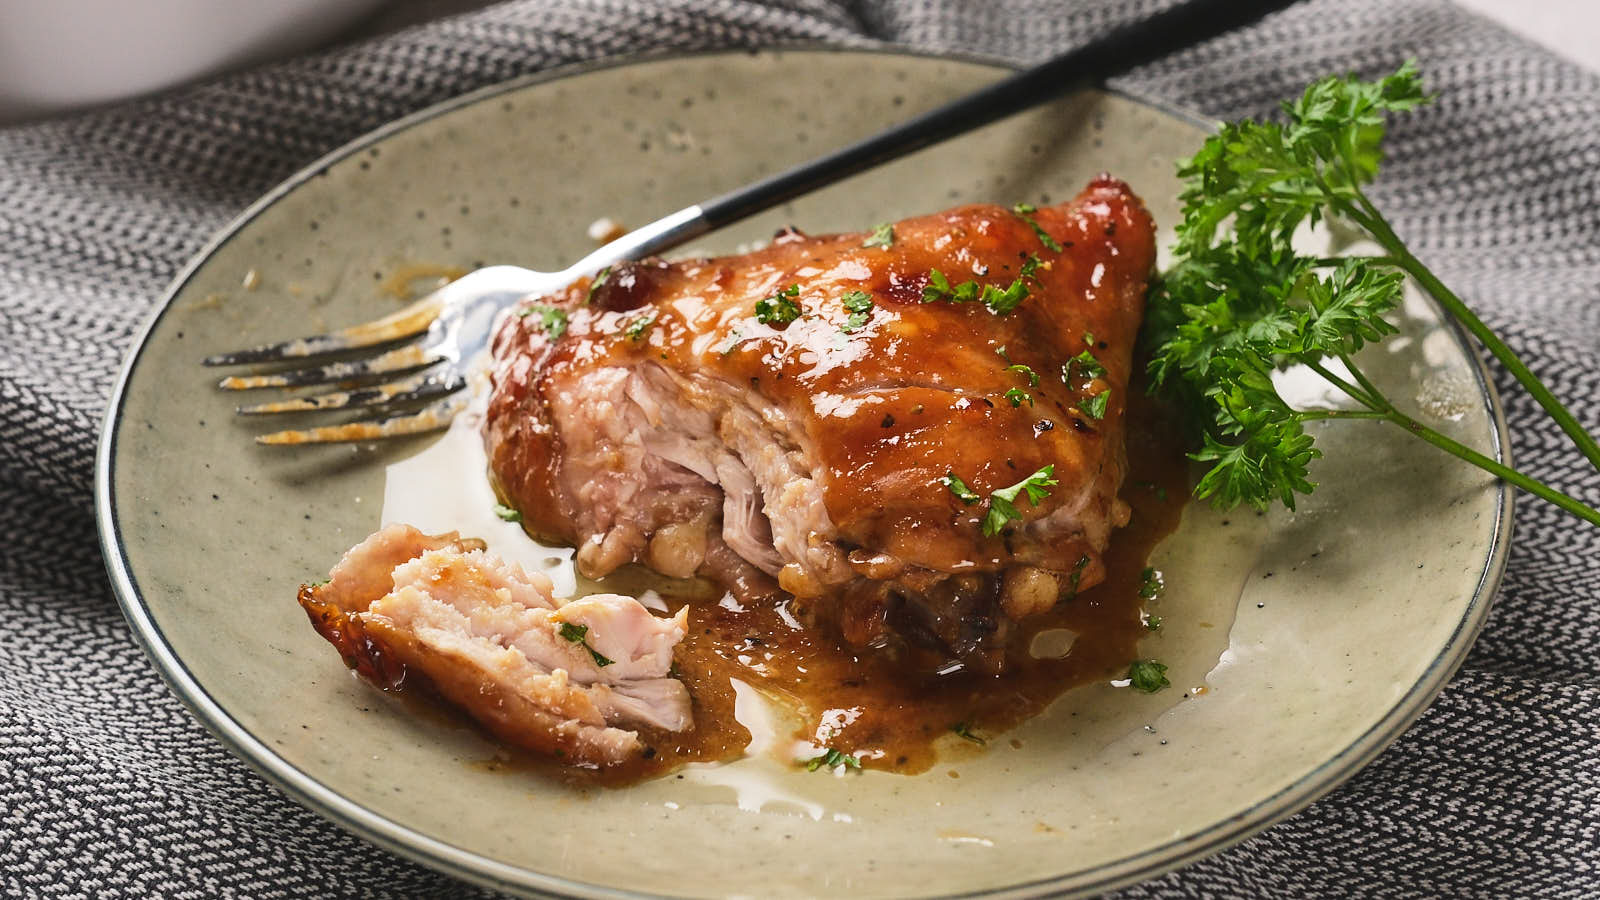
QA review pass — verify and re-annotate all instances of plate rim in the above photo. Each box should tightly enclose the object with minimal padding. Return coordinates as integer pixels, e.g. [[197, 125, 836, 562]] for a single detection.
[[94, 44, 1514, 899]]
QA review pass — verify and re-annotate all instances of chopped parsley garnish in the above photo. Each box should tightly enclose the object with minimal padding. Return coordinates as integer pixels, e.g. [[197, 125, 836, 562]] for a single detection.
[[922, 269, 979, 304], [862, 223, 895, 249], [923, 265, 1037, 316], [995, 345, 1040, 386], [981, 279, 1030, 315], [493, 503, 522, 522], [1011, 202, 1063, 252], [558, 621, 615, 667], [1072, 349, 1106, 381], [517, 304, 569, 340], [951, 722, 986, 745], [307, 578, 330, 587], [625, 313, 656, 340], [840, 290, 874, 333], [1139, 566, 1164, 600], [1083, 389, 1110, 420], [982, 464, 1058, 537], [941, 471, 981, 505], [1067, 554, 1090, 592], [1004, 387, 1032, 408], [585, 266, 611, 304], [1128, 660, 1171, 693], [803, 748, 862, 772], [754, 283, 801, 325], [1007, 364, 1040, 387], [1144, 614, 1164, 632]]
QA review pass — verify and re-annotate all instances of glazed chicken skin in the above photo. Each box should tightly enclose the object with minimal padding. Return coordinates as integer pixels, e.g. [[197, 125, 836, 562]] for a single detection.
[[485, 175, 1156, 672]]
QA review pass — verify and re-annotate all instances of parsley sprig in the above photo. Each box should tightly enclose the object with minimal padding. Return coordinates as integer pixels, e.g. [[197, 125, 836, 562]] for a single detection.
[[1145, 62, 1600, 526]]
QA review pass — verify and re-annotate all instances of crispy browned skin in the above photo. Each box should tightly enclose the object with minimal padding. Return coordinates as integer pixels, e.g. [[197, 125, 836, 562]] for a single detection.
[[486, 176, 1156, 672]]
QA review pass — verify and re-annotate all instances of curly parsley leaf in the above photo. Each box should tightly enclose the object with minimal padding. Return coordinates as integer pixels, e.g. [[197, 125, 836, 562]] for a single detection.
[[1132, 659, 1171, 695], [1012, 202, 1063, 252], [951, 722, 986, 745], [625, 313, 656, 341], [1128, 660, 1170, 693], [1138, 567, 1164, 601], [518, 304, 569, 340], [924, 262, 1038, 316], [982, 464, 1057, 537], [1071, 348, 1106, 382], [840, 290, 874, 333], [1141, 63, 1600, 528], [755, 284, 801, 325], [802, 748, 861, 772], [862, 223, 895, 249], [1082, 390, 1110, 421], [941, 471, 981, 505], [922, 269, 979, 304], [585, 267, 611, 304], [558, 621, 614, 667]]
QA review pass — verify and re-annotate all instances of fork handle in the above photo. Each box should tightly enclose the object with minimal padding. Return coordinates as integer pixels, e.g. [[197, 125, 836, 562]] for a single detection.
[[698, 0, 1300, 227], [572, 0, 1299, 277]]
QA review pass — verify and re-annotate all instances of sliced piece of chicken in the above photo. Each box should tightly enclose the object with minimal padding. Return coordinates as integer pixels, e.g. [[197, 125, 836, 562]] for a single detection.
[[299, 523, 691, 767]]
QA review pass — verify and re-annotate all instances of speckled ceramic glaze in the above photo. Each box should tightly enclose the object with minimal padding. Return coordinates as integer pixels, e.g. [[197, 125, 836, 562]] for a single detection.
[[97, 50, 1511, 898]]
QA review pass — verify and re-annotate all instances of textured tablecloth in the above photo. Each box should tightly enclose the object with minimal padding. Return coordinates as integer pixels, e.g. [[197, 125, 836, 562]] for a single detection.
[[4, 0, 1598, 896]]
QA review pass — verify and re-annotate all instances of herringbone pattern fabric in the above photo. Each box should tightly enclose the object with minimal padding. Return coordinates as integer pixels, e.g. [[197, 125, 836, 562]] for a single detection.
[[3, 1, 1597, 896]]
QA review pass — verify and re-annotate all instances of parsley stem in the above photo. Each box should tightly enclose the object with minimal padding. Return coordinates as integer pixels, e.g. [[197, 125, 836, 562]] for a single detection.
[[1312, 255, 1397, 268], [1351, 196, 1600, 475], [1342, 353, 1600, 526], [1384, 409, 1600, 527], [1305, 359, 1381, 409], [1337, 351, 1390, 410], [1294, 409, 1390, 422]]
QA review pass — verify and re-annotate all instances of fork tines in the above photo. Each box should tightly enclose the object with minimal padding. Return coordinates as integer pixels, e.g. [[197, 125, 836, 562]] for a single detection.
[[253, 395, 468, 445], [201, 293, 445, 367]]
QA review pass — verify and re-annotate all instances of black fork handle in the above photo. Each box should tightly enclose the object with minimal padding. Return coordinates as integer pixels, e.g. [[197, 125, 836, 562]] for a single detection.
[[697, 0, 1301, 228]]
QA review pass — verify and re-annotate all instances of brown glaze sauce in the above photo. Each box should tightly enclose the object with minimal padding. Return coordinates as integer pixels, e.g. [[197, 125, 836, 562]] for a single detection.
[[463, 384, 1189, 788]]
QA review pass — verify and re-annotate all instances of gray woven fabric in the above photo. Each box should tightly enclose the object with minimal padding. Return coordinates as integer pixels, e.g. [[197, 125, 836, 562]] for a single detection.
[[3, 0, 1597, 896]]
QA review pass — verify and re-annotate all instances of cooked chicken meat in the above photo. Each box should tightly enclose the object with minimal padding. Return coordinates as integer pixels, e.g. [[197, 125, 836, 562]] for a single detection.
[[298, 523, 691, 766], [485, 176, 1156, 672]]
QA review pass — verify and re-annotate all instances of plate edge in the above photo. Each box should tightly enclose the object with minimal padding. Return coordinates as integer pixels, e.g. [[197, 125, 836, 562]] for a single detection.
[[90, 43, 1514, 900]]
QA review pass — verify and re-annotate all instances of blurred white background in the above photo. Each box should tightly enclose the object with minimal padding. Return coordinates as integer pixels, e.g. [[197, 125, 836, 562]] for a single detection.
[[1457, 0, 1599, 71], [0, 0, 1593, 124]]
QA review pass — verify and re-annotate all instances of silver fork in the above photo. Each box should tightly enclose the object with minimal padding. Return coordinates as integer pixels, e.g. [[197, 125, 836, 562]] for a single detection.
[[206, 209, 704, 444], [205, 0, 1299, 444]]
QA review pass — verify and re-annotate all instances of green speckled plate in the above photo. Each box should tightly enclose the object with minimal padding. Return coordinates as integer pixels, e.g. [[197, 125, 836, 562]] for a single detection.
[[96, 49, 1510, 898]]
